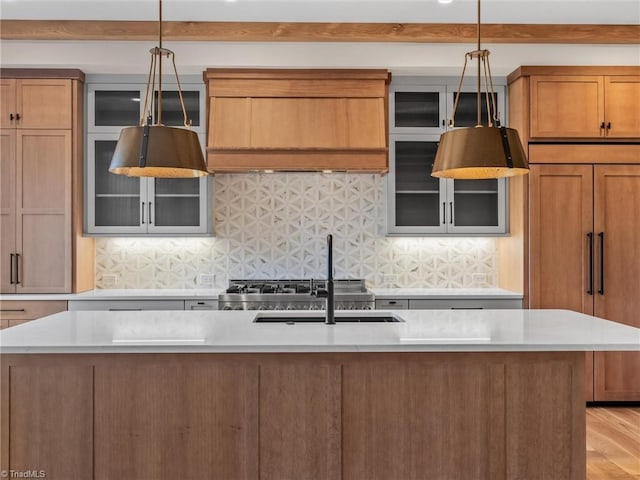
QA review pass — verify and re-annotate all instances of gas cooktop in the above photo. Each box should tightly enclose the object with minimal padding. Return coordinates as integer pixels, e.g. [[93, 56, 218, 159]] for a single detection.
[[218, 279, 374, 311]]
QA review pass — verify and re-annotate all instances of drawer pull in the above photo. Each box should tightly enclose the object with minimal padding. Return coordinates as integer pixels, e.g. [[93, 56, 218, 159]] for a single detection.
[[108, 308, 143, 311], [15, 253, 20, 284], [450, 307, 484, 310], [9, 253, 14, 284], [0, 309, 26, 312]]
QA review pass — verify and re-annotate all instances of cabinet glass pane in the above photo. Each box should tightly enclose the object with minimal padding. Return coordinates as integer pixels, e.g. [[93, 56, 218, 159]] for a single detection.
[[454, 179, 498, 193], [453, 193, 499, 226], [394, 92, 440, 128], [396, 193, 441, 227], [95, 197, 141, 226], [451, 92, 501, 127], [154, 178, 199, 195], [94, 140, 140, 195], [154, 197, 200, 226], [153, 91, 200, 127], [94, 91, 140, 126], [395, 141, 440, 191]]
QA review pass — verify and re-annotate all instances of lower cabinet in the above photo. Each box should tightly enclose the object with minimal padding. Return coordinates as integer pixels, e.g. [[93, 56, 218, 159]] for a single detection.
[[185, 299, 218, 310], [68, 300, 186, 311], [1, 352, 585, 480], [0, 300, 67, 328], [376, 298, 523, 310]]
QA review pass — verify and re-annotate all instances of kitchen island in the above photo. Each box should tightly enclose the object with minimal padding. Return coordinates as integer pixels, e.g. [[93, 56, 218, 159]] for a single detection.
[[1, 309, 638, 480]]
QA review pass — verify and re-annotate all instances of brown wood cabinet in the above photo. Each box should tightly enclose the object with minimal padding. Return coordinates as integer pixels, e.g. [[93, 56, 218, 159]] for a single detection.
[[1, 352, 586, 480], [204, 69, 391, 173], [0, 69, 94, 293], [529, 150, 640, 401], [0, 300, 67, 329], [506, 66, 640, 402], [508, 66, 640, 140], [0, 78, 73, 130]]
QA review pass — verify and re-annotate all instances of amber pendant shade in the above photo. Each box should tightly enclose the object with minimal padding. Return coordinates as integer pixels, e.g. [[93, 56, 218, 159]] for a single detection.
[[110, 126, 207, 178], [432, 126, 529, 179]]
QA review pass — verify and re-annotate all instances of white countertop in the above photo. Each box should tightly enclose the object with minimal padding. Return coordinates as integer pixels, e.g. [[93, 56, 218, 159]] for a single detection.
[[0, 309, 637, 354], [0, 287, 522, 302], [0, 289, 224, 301], [371, 288, 523, 299]]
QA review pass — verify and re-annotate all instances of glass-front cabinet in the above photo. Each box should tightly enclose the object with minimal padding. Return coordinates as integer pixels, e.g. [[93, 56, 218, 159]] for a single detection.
[[387, 77, 508, 236], [85, 78, 211, 235], [387, 136, 506, 235], [389, 80, 506, 134]]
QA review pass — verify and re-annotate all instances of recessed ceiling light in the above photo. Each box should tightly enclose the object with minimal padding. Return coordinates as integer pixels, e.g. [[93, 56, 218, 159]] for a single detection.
[[438, 0, 454, 4]]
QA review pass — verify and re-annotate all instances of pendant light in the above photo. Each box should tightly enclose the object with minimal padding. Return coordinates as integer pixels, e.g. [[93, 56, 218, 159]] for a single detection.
[[432, 0, 528, 179], [109, 0, 208, 178]]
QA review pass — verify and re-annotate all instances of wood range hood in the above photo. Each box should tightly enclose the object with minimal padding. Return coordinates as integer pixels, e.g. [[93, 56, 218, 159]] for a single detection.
[[203, 68, 391, 173]]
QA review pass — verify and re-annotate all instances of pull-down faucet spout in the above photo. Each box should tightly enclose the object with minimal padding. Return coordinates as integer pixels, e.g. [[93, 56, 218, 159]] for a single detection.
[[325, 234, 335, 325]]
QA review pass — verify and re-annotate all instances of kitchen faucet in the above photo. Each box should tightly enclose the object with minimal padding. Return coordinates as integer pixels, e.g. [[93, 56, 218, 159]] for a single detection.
[[325, 234, 335, 325]]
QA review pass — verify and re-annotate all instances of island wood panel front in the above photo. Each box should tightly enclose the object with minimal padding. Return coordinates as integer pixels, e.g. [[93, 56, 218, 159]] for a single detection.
[[1, 363, 93, 479], [342, 359, 505, 479], [505, 358, 586, 480], [259, 361, 342, 480], [93, 356, 259, 480], [1, 352, 586, 480], [593, 165, 640, 401]]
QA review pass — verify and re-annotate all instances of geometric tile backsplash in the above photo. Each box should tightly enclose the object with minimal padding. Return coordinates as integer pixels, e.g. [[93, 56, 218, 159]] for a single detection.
[[95, 173, 497, 289]]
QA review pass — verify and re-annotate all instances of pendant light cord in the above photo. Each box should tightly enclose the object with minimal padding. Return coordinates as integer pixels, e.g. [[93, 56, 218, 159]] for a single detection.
[[157, 0, 163, 124], [476, 0, 481, 127]]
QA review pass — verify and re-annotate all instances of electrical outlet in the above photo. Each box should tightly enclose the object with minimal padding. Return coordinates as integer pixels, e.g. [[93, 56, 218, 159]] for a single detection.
[[198, 274, 215, 287], [102, 274, 118, 288], [383, 274, 398, 286], [471, 273, 488, 285]]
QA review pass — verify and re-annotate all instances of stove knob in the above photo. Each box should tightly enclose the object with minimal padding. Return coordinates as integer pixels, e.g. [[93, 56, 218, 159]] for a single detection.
[[248, 305, 257, 310], [363, 305, 373, 310], [233, 306, 243, 310], [258, 306, 267, 310], [267, 305, 275, 310], [223, 306, 232, 310], [286, 305, 296, 310]]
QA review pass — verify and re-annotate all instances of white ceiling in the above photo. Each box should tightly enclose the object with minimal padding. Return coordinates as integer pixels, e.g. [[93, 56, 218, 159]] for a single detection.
[[1, 0, 639, 24], [1, 0, 639, 77]]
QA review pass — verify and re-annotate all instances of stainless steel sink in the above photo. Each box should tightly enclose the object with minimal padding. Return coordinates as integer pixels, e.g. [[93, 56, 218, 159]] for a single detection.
[[254, 314, 403, 324]]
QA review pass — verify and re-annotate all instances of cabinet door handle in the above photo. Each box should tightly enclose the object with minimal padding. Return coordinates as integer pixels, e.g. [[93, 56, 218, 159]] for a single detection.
[[141, 201, 145, 224], [600, 121, 605, 130], [449, 202, 454, 224], [0, 309, 25, 313], [15, 113, 20, 121], [606, 122, 611, 131], [598, 232, 605, 295], [15, 253, 20, 285], [9, 113, 14, 121], [148, 202, 153, 224], [9, 253, 14, 284], [587, 232, 594, 295], [442, 202, 446, 224]]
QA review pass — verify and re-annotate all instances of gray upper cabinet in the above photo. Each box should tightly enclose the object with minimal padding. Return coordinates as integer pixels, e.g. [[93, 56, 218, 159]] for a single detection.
[[85, 78, 212, 236], [387, 78, 508, 236]]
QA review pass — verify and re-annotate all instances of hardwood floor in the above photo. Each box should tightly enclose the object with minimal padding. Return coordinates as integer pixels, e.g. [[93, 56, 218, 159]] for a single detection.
[[587, 407, 640, 479]]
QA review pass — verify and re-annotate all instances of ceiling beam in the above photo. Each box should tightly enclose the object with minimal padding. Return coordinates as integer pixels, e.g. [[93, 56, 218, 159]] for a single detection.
[[1, 20, 639, 44]]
